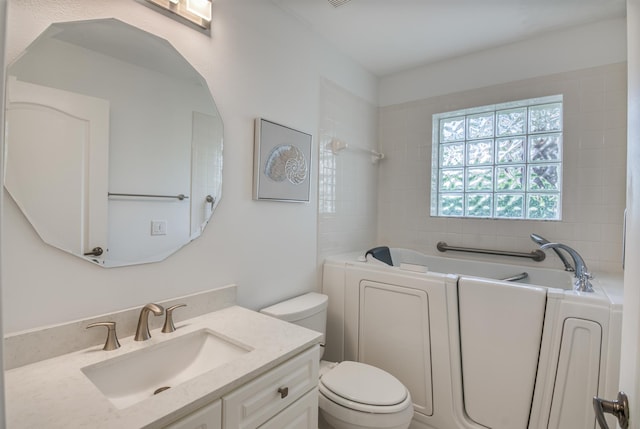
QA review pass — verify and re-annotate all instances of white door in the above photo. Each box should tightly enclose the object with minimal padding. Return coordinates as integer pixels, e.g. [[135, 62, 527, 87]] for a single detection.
[[4, 77, 109, 261], [610, 1, 640, 429]]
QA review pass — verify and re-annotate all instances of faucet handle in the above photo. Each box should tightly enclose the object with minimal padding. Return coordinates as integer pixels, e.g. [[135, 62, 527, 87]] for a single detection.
[[575, 276, 595, 292], [87, 321, 121, 351], [162, 304, 187, 333]]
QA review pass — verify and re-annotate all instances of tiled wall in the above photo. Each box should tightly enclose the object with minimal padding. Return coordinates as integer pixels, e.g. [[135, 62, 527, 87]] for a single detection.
[[378, 63, 627, 273], [317, 79, 379, 270]]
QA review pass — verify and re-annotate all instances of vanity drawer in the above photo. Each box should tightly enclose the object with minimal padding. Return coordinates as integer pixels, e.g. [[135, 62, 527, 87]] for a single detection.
[[223, 345, 319, 429], [258, 388, 318, 429]]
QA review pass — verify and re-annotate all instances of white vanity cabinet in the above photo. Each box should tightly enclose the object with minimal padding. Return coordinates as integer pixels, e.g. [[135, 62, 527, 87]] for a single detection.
[[223, 345, 319, 428], [165, 400, 222, 429], [164, 345, 319, 429]]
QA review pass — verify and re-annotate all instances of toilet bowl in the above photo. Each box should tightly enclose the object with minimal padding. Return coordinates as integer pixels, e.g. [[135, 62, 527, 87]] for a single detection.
[[261, 293, 414, 429], [318, 360, 414, 429]]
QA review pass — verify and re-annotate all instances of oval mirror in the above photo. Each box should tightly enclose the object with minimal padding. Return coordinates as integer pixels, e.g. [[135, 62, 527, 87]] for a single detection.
[[4, 18, 223, 267]]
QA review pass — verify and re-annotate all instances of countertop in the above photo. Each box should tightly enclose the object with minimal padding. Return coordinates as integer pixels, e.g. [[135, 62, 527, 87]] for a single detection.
[[5, 305, 322, 428]]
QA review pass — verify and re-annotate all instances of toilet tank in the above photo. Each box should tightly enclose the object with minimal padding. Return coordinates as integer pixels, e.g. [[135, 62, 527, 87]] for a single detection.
[[260, 292, 328, 342]]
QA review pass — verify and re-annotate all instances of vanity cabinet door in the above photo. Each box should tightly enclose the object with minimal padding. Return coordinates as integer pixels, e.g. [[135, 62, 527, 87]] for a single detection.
[[164, 399, 222, 429], [258, 388, 318, 429], [223, 346, 319, 429]]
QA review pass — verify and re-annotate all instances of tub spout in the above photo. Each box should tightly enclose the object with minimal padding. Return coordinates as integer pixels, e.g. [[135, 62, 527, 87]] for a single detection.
[[539, 243, 593, 292], [530, 234, 575, 272]]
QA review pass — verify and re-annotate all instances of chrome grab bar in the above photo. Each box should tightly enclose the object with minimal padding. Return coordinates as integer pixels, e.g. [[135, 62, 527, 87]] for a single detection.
[[436, 241, 546, 262]]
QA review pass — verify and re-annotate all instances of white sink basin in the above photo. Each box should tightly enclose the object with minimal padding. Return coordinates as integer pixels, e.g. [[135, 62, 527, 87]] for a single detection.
[[82, 329, 253, 409]]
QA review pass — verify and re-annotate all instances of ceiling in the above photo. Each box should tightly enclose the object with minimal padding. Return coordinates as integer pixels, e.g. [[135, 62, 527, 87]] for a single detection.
[[272, 0, 627, 77]]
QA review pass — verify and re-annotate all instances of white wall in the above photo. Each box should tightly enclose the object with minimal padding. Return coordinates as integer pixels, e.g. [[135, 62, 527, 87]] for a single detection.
[[2, 0, 377, 333], [380, 18, 627, 106], [378, 29, 627, 273]]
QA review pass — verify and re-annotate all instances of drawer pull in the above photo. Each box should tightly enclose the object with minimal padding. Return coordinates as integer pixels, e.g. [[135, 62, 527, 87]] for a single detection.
[[277, 387, 289, 399]]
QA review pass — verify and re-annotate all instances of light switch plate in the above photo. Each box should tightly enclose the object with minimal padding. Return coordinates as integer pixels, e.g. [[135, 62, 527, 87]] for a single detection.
[[151, 220, 167, 236]]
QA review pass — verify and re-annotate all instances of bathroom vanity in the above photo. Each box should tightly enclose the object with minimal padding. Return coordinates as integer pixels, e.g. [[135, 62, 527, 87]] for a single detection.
[[167, 346, 319, 429], [4, 300, 322, 428], [166, 347, 318, 429]]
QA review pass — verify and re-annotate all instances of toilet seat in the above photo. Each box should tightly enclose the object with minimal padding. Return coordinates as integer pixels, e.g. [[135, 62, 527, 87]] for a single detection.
[[319, 361, 410, 414]]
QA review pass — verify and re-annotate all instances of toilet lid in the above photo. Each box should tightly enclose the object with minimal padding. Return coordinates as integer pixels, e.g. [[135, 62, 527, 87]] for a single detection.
[[319, 361, 408, 406]]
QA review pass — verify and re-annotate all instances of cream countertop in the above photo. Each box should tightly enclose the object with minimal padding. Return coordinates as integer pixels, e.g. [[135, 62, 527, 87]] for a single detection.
[[5, 305, 322, 428]]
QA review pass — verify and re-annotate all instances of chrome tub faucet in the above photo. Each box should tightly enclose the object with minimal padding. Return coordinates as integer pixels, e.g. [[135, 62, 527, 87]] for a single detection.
[[530, 233, 575, 272], [539, 242, 594, 292]]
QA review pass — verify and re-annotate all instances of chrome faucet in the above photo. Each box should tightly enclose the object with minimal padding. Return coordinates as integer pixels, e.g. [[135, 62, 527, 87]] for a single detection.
[[539, 242, 594, 292], [135, 303, 164, 341], [530, 233, 575, 272]]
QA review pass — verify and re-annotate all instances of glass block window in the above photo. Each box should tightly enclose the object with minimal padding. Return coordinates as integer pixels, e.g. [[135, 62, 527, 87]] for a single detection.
[[431, 95, 562, 220], [319, 145, 337, 214]]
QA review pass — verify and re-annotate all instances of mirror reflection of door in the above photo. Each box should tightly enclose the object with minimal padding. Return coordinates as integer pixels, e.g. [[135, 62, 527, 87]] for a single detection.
[[4, 77, 109, 262], [190, 111, 223, 238]]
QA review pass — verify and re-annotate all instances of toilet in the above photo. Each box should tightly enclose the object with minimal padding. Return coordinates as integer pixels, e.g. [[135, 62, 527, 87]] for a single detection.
[[260, 292, 414, 429]]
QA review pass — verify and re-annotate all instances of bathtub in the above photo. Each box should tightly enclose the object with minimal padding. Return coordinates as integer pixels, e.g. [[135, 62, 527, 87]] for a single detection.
[[322, 248, 623, 429]]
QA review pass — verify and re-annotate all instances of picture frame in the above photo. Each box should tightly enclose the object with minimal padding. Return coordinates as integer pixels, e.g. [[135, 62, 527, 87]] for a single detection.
[[253, 118, 313, 202]]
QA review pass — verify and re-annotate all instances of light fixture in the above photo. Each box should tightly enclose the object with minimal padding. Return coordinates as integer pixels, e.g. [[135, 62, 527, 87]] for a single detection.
[[145, 0, 212, 30], [186, 0, 212, 21]]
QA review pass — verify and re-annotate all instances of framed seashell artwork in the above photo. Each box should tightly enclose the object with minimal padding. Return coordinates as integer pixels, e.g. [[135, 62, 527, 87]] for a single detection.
[[253, 118, 313, 202]]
